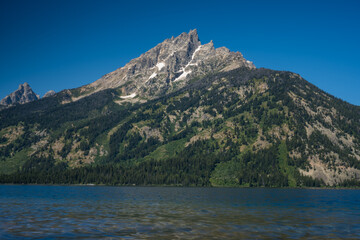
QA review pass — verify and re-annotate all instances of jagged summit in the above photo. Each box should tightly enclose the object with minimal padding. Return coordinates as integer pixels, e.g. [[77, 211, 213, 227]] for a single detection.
[[0, 82, 39, 107], [79, 29, 255, 100]]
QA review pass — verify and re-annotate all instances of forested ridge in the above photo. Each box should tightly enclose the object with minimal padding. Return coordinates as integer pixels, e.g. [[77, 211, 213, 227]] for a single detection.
[[1, 68, 360, 187]]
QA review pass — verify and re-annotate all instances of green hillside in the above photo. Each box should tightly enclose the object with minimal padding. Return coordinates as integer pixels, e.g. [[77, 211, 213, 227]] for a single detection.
[[1, 68, 360, 187]]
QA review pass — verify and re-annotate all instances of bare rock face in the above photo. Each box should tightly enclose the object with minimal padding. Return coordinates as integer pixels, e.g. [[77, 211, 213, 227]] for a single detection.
[[79, 29, 255, 100], [0, 83, 39, 107], [43, 90, 56, 98]]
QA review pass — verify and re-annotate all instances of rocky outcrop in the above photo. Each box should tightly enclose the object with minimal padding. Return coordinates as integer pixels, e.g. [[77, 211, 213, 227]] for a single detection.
[[78, 29, 255, 100], [43, 90, 56, 98], [0, 83, 39, 107]]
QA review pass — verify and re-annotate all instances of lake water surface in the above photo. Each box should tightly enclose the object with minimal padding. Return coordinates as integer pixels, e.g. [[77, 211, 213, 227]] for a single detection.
[[1, 185, 360, 239]]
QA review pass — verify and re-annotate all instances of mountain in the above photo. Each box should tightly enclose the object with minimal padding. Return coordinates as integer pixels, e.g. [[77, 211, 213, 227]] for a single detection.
[[43, 90, 56, 98], [0, 83, 40, 107], [0, 30, 360, 187], [70, 29, 254, 101]]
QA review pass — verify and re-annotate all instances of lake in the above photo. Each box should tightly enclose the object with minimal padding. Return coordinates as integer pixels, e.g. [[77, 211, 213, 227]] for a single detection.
[[0, 185, 359, 239]]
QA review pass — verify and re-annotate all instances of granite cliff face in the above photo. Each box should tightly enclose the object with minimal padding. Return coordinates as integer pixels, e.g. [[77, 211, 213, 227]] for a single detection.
[[78, 29, 255, 99], [0, 83, 39, 107]]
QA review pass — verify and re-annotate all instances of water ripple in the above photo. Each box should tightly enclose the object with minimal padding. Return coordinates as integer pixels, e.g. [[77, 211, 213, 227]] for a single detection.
[[1, 186, 360, 239]]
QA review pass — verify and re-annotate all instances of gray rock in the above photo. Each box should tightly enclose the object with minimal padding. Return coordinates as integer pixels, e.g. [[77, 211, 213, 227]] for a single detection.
[[0, 82, 40, 107], [79, 29, 255, 99], [43, 90, 56, 98]]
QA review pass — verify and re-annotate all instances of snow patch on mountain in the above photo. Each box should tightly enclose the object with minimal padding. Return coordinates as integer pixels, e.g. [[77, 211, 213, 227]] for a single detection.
[[149, 72, 157, 80], [174, 45, 202, 82], [120, 93, 137, 99], [156, 62, 165, 71]]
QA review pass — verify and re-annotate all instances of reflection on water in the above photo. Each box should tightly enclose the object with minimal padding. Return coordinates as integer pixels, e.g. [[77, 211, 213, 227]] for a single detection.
[[1, 186, 360, 239]]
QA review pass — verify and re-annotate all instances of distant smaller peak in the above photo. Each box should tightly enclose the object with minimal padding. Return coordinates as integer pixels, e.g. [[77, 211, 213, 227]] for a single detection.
[[43, 90, 56, 98], [1, 82, 39, 106]]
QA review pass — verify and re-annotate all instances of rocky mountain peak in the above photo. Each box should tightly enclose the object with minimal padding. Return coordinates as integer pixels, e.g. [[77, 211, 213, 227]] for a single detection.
[[0, 82, 39, 107], [43, 90, 56, 98], [80, 29, 255, 100], [173, 29, 199, 45]]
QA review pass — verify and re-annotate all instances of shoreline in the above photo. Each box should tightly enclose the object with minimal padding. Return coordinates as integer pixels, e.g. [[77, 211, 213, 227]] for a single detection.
[[1, 183, 359, 190]]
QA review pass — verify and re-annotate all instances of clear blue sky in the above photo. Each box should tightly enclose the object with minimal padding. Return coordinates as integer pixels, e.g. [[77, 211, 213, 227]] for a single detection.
[[1, 0, 359, 105]]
